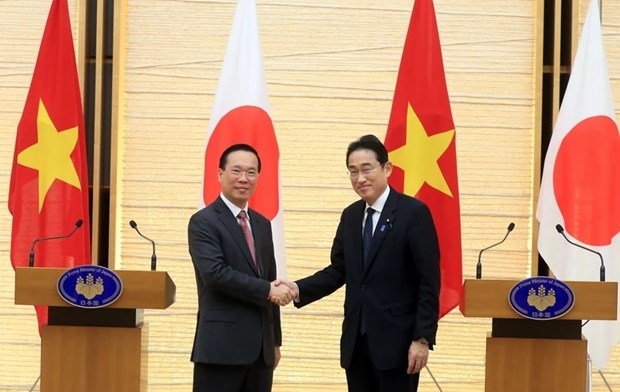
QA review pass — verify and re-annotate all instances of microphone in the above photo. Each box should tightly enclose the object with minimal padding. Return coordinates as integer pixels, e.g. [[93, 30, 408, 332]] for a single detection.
[[476, 222, 515, 279], [28, 219, 84, 267], [129, 220, 157, 271], [555, 224, 605, 282]]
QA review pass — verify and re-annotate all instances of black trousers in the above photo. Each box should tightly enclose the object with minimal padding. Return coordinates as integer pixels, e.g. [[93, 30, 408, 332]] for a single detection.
[[193, 356, 273, 392], [346, 334, 420, 392]]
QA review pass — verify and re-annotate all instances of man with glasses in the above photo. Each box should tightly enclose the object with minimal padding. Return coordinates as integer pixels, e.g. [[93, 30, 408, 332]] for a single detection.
[[277, 135, 441, 392], [188, 143, 294, 392]]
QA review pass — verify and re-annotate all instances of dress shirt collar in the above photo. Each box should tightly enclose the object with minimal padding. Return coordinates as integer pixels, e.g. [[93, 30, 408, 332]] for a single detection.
[[366, 186, 390, 215], [220, 193, 250, 221]]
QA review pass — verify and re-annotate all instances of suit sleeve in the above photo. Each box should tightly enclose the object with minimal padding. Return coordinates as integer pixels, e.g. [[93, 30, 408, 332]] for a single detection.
[[262, 219, 283, 346], [188, 212, 271, 307], [409, 202, 441, 345], [295, 213, 347, 307]]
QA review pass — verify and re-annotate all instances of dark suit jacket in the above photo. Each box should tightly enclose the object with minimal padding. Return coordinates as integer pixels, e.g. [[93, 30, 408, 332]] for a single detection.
[[296, 188, 440, 370], [188, 196, 282, 367]]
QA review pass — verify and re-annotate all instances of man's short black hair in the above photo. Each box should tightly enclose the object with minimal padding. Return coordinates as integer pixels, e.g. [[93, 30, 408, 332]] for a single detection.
[[219, 143, 262, 172], [346, 134, 388, 166]]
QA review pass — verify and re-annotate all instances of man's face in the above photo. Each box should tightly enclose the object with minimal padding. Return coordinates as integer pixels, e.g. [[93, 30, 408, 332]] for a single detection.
[[347, 148, 392, 205], [219, 150, 260, 208]]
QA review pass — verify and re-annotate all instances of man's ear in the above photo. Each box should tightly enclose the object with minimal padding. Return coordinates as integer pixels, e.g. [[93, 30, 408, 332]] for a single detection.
[[384, 161, 394, 177]]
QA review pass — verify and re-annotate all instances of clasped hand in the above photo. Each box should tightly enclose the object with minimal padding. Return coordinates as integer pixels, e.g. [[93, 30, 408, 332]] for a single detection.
[[268, 279, 299, 306]]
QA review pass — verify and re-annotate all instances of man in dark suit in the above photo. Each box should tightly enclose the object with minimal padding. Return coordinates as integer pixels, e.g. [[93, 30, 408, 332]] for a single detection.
[[188, 143, 294, 392], [278, 135, 441, 392]]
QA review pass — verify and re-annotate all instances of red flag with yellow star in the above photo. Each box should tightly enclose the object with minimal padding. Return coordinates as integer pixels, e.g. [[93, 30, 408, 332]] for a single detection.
[[9, 0, 91, 331], [385, 0, 462, 318]]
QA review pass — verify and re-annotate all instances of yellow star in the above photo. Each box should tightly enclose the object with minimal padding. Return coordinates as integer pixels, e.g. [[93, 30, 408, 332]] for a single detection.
[[390, 103, 455, 197], [17, 99, 81, 212]]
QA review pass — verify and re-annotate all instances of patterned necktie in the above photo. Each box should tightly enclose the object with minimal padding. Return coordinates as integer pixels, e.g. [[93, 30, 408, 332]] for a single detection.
[[363, 207, 375, 266], [237, 210, 257, 266]]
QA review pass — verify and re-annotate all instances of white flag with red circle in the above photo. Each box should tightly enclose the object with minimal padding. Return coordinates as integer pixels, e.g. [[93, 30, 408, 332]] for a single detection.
[[536, 0, 620, 369], [202, 0, 286, 277]]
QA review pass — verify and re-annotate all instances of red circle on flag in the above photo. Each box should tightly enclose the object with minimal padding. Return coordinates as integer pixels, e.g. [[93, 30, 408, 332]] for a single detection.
[[554, 115, 620, 246]]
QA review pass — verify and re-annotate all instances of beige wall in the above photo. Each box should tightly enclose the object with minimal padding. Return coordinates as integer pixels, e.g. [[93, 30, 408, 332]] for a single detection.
[[2, 0, 620, 391]]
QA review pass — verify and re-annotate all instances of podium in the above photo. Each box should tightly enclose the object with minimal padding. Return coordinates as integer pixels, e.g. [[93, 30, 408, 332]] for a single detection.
[[461, 279, 617, 392], [14, 267, 176, 392]]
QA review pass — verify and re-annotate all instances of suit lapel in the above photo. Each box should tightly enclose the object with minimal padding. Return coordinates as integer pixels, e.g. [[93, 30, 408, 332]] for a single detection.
[[215, 198, 260, 277], [363, 190, 398, 276], [352, 202, 366, 277]]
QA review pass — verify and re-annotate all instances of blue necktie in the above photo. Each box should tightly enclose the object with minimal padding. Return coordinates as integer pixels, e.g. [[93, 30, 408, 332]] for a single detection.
[[363, 208, 375, 266]]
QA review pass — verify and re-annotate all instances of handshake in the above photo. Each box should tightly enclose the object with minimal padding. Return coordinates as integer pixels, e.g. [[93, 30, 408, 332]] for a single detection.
[[268, 279, 299, 306]]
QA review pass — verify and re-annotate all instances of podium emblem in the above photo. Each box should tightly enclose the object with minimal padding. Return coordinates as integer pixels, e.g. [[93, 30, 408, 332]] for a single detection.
[[57, 266, 123, 308], [508, 277, 574, 320]]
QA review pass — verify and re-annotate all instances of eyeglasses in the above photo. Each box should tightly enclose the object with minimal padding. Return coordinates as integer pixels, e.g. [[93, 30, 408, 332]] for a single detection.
[[348, 164, 382, 180], [228, 168, 258, 180]]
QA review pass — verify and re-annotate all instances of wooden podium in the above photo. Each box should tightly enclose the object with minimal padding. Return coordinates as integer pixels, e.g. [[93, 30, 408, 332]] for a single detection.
[[14, 267, 176, 392], [461, 279, 617, 392]]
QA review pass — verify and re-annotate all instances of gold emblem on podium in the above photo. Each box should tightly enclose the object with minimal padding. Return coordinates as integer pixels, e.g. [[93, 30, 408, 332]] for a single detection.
[[527, 284, 556, 311], [509, 277, 574, 320], [75, 273, 104, 300]]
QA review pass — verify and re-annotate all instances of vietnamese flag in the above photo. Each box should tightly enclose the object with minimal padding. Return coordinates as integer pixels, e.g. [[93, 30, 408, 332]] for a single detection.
[[536, 0, 620, 369], [202, 0, 286, 277], [384, 0, 462, 318], [9, 0, 91, 331]]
